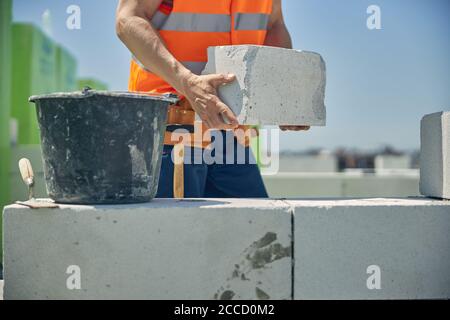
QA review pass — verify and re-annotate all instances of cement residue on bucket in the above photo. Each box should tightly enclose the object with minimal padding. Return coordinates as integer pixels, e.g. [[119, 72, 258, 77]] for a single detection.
[[128, 144, 148, 177], [128, 144, 151, 197]]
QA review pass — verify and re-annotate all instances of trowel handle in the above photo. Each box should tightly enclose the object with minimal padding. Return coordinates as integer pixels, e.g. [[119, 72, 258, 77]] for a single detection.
[[18, 158, 35, 199], [19, 158, 34, 184]]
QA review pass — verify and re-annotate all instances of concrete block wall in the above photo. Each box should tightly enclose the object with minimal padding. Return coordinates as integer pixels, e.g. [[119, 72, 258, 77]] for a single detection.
[[3, 197, 450, 300], [420, 111, 450, 199], [203, 45, 326, 126]]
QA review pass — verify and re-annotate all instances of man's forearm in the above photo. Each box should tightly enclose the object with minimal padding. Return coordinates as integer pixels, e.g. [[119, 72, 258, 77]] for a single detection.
[[116, 3, 239, 129], [116, 14, 192, 94]]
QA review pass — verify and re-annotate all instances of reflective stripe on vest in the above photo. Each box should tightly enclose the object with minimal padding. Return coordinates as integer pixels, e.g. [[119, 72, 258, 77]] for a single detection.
[[152, 12, 270, 32], [151, 10, 169, 29], [234, 13, 269, 31], [161, 13, 231, 32]]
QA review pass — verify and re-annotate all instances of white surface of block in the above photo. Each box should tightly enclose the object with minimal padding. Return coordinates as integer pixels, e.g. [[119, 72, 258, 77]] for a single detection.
[[420, 111, 450, 199], [3, 199, 292, 300], [203, 45, 326, 126], [4, 198, 450, 300], [292, 198, 450, 300]]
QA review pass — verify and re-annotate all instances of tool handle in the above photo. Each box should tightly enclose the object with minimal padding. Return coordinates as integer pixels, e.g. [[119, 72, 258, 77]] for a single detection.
[[18, 158, 35, 186], [173, 143, 185, 199]]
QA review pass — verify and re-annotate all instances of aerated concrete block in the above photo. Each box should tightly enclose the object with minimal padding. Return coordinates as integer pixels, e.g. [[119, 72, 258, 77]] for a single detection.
[[292, 198, 450, 300], [420, 111, 450, 199], [3, 199, 292, 300], [203, 45, 326, 126]]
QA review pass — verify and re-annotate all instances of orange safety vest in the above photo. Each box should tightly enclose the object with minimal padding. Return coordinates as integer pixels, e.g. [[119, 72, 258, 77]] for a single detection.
[[128, 0, 272, 147]]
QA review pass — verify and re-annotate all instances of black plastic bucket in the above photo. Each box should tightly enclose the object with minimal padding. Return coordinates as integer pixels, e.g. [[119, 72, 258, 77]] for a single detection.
[[29, 89, 178, 204]]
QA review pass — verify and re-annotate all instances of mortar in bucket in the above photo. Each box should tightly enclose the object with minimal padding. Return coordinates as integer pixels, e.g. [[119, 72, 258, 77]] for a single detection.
[[29, 88, 178, 204]]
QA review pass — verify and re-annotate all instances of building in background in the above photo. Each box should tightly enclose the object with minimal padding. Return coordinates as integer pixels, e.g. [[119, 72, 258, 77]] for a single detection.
[[374, 155, 411, 172], [56, 45, 77, 92], [11, 23, 58, 145], [263, 145, 419, 198], [278, 149, 338, 173]]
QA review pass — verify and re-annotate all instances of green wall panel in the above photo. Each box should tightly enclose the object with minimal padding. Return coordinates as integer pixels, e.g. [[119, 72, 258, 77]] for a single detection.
[[0, 0, 12, 265], [11, 23, 57, 145], [56, 45, 77, 91]]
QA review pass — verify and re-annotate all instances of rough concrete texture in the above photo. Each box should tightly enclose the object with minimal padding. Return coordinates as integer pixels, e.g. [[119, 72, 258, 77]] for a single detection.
[[202, 45, 326, 126], [420, 111, 450, 199], [3, 199, 292, 300], [3, 198, 450, 300], [291, 198, 450, 300]]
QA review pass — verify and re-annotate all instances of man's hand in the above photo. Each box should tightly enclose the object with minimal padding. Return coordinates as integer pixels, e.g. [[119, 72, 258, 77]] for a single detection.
[[181, 73, 239, 130], [280, 126, 310, 131]]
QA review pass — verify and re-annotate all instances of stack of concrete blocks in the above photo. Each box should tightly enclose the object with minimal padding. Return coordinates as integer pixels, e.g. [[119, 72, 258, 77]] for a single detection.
[[2, 198, 450, 300], [202, 45, 326, 126], [420, 111, 450, 200]]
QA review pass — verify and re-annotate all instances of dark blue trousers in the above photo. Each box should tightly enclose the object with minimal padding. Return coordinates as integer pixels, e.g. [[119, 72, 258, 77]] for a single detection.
[[156, 131, 268, 198]]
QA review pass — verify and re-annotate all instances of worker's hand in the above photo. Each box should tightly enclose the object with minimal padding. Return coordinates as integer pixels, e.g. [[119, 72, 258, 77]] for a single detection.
[[182, 74, 239, 130], [280, 126, 311, 131]]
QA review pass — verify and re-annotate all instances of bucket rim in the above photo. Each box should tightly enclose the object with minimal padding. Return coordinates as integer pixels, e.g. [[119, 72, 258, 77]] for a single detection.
[[29, 89, 179, 104]]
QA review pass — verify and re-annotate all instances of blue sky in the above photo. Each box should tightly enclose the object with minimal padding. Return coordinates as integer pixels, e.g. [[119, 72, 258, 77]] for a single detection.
[[13, 0, 450, 151]]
